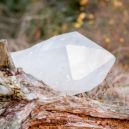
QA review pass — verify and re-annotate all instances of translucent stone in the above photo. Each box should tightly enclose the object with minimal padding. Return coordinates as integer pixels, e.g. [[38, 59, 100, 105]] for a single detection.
[[11, 32, 116, 95]]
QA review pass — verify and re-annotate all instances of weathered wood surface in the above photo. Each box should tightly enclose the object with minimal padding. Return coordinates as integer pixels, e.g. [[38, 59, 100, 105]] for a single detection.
[[0, 39, 15, 70]]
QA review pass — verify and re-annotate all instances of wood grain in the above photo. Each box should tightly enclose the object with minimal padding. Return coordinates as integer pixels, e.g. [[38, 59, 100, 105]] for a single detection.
[[0, 39, 15, 70]]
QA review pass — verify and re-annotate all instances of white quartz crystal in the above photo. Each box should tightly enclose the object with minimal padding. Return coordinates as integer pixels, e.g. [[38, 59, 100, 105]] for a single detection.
[[11, 32, 116, 95]]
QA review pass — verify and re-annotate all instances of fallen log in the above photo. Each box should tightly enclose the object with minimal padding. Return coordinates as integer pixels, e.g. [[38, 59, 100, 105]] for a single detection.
[[0, 40, 129, 129]]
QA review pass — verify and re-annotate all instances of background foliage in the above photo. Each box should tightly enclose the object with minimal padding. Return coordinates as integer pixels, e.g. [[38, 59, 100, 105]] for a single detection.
[[0, 0, 128, 53]]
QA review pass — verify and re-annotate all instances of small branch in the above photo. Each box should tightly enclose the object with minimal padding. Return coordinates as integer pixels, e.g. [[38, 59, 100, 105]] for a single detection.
[[0, 39, 15, 70]]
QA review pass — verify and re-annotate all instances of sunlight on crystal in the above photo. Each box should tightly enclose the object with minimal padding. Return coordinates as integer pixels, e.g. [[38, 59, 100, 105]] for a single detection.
[[66, 44, 113, 80]]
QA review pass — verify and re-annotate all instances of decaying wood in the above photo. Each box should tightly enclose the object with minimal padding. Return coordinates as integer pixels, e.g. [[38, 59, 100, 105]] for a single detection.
[[0, 40, 129, 129], [0, 39, 15, 70], [1, 97, 129, 129]]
